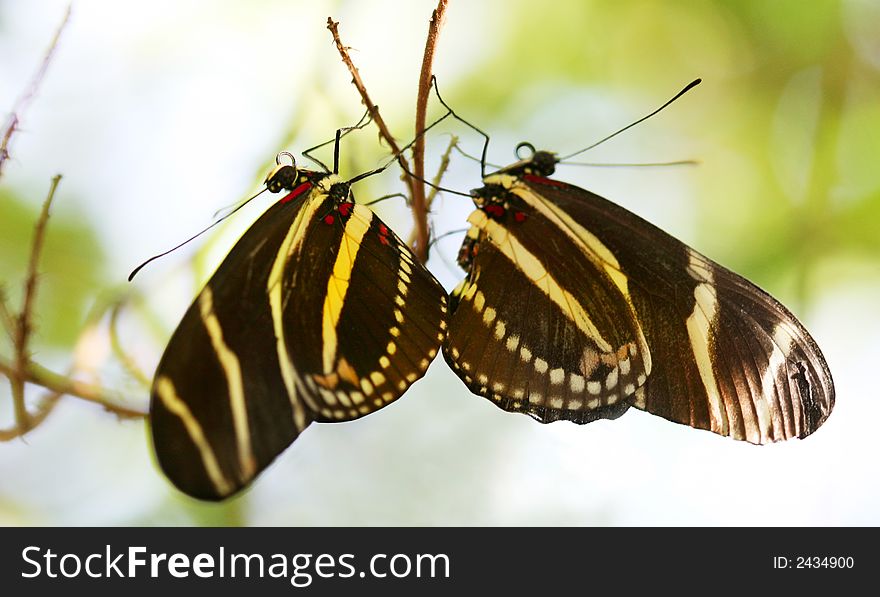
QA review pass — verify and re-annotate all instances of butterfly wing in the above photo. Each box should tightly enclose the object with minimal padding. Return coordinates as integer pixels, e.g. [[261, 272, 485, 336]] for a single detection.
[[276, 200, 447, 422], [151, 190, 316, 501], [444, 175, 652, 424], [152, 184, 447, 501], [514, 174, 834, 443]]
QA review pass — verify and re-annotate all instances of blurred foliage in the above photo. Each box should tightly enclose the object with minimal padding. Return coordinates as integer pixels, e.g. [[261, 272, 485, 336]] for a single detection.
[[448, 0, 880, 308], [0, 187, 105, 350]]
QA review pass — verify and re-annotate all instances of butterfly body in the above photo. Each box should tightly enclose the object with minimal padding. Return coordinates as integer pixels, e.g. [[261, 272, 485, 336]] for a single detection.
[[444, 150, 834, 443]]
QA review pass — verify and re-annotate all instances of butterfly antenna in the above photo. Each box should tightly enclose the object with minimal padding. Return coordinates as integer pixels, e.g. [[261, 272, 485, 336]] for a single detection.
[[347, 83, 476, 197], [128, 187, 268, 281], [454, 144, 502, 171], [429, 226, 469, 249], [430, 76, 491, 178], [558, 78, 701, 161], [346, 107, 456, 185], [563, 159, 699, 168], [301, 108, 374, 172], [363, 192, 407, 207]]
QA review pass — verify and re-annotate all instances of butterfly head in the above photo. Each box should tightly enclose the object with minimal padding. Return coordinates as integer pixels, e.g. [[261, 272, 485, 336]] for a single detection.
[[264, 151, 329, 195], [488, 143, 559, 179], [518, 146, 558, 177]]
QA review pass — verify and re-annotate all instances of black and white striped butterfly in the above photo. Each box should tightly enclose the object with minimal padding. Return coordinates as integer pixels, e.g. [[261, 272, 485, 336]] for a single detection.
[[144, 132, 447, 500], [439, 82, 834, 444]]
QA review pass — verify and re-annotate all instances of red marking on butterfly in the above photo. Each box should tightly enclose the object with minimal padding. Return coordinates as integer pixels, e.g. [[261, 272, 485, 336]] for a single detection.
[[378, 224, 389, 236], [513, 211, 527, 223], [338, 202, 354, 217], [379, 236, 389, 245], [280, 182, 312, 204], [523, 174, 566, 187], [484, 204, 506, 218], [323, 214, 335, 225]]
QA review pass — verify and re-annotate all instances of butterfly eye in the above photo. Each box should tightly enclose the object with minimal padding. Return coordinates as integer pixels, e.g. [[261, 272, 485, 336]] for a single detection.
[[264, 164, 299, 193]]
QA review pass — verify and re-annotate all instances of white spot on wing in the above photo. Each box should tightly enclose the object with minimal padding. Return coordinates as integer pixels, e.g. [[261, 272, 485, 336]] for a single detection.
[[606, 367, 618, 390], [474, 291, 485, 312], [506, 335, 520, 352], [494, 320, 505, 340]]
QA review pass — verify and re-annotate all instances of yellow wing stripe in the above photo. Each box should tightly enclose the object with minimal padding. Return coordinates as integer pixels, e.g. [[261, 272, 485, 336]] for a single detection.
[[155, 375, 233, 496], [467, 208, 612, 353], [267, 189, 326, 427], [321, 205, 373, 373], [685, 249, 728, 436], [198, 287, 256, 480], [489, 173, 653, 376]]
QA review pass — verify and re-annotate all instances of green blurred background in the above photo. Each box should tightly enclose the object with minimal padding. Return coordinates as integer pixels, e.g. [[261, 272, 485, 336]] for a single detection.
[[1, 0, 878, 525]]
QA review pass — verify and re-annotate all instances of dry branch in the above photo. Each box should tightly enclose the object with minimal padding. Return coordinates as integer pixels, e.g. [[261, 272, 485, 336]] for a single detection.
[[411, 0, 449, 260], [0, 5, 71, 178]]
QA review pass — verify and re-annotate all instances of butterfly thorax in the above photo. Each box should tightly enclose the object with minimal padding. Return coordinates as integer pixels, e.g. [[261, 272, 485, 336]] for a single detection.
[[460, 181, 530, 270]]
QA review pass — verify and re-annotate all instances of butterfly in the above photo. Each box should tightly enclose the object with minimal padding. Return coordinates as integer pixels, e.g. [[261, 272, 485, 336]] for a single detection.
[[146, 142, 448, 500], [439, 83, 834, 444]]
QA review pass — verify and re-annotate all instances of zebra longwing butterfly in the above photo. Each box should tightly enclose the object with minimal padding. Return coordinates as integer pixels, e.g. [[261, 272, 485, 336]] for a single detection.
[[443, 143, 834, 445], [148, 148, 447, 500]]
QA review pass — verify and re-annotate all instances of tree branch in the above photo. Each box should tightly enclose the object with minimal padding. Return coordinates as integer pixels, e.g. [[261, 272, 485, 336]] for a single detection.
[[0, 390, 61, 442], [425, 134, 457, 213], [10, 175, 62, 433], [411, 0, 449, 261], [326, 17, 426, 261], [0, 5, 71, 178], [0, 286, 15, 341], [110, 300, 151, 388], [0, 356, 146, 426]]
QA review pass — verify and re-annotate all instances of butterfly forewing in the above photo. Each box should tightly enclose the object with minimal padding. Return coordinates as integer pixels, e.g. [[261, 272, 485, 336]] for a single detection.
[[509, 172, 834, 442], [151, 195, 313, 501]]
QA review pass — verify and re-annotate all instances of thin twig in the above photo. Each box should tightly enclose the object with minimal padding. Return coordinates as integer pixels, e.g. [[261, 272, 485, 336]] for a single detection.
[[0, 117, 18, 177], [10, 175, 62, 433], [0, 5, 71, 178], [326, 18, 413, 169], [411, 0, 449, 261], [326, 17, 423, 259], [0, 357, 146, 424], [109, 300, 151, 388], [0, 286, 15, 340], [426, 134, 457, 213], [0, 390, 61, 442], [409, 133, 458, 249]]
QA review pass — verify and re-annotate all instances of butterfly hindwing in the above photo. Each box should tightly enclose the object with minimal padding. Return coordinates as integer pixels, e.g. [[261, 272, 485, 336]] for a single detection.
[[445, 174, 651, 423], [282, 201, 447, 421]]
